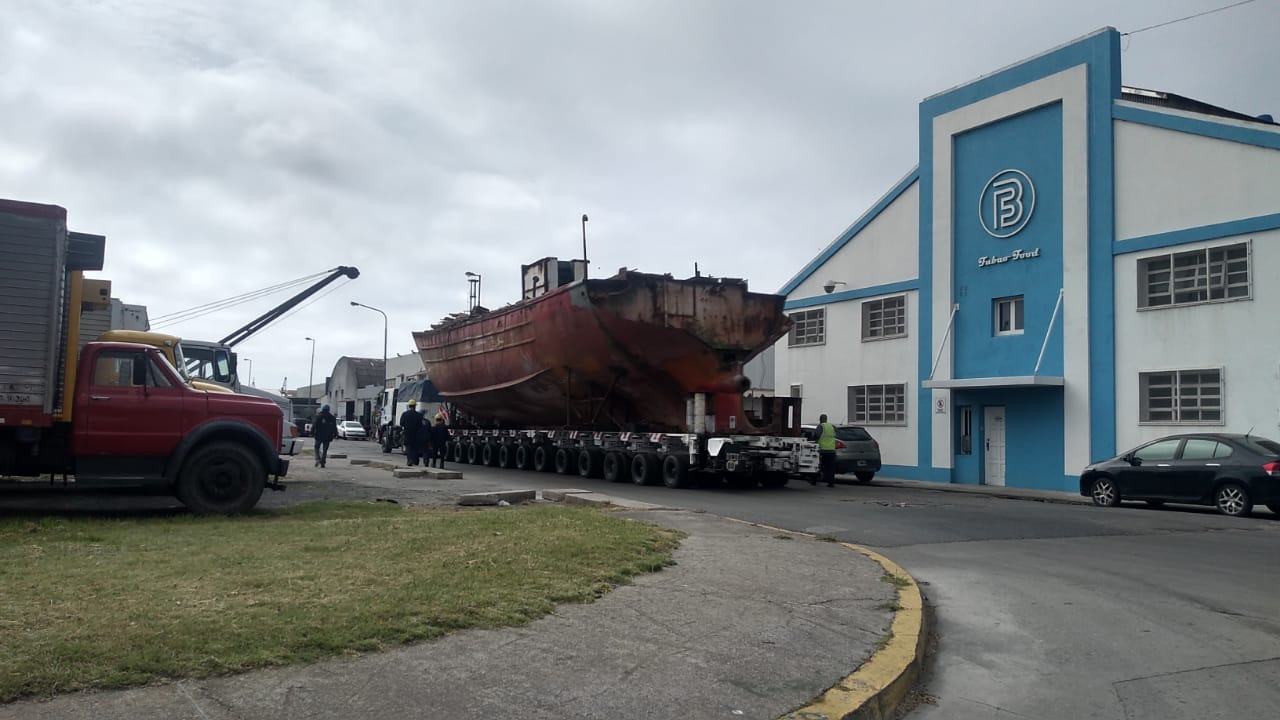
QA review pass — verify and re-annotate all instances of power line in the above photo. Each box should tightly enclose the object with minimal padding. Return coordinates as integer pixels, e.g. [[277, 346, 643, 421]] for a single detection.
[[1122, 0, 1259, 37]]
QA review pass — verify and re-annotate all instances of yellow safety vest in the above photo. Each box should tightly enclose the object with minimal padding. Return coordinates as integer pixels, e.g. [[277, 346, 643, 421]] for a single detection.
[[817, 422, 837, 451]]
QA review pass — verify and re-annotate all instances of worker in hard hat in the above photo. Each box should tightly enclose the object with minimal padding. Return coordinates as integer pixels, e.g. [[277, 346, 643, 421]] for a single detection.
[[399, 398, 426, 466], [312, 404, 338, 468], [428, 412, 451, 469]]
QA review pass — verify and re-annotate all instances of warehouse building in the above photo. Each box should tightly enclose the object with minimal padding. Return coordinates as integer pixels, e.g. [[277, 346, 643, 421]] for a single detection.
[[775, 28, 1280, 490]]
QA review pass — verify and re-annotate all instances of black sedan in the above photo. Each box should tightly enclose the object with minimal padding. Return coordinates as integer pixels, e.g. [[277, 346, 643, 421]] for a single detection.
[[1080, 433, 1280, 517]]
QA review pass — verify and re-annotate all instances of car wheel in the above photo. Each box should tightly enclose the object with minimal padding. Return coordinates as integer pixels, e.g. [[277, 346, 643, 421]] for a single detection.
[[855, 471, 875, 484], [1214, 482, 1253, 517], [1089, 476, 1121, 507]]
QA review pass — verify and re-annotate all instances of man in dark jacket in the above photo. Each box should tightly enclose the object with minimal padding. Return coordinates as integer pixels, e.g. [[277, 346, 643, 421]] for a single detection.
[[312, 404, 338, 468], [399, 399, 426, 466], [428, 413, 451, 468]]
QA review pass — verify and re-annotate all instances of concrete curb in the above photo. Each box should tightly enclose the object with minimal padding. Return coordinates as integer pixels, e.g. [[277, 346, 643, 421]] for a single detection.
[[723, 520, 927, 720]]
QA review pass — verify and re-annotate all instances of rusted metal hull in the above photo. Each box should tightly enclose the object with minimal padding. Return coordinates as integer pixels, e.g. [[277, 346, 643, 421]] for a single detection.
[[413, 270, 792, 432]]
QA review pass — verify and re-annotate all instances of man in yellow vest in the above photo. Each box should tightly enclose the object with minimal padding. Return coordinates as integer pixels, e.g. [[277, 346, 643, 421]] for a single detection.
[[813, 414, 838, 487]]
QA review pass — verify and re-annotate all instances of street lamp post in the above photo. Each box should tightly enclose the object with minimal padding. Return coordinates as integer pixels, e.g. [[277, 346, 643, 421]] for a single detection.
[[349, 302, 388, 430], [581, 213, 589, 279], [305, 336, 316, 412]]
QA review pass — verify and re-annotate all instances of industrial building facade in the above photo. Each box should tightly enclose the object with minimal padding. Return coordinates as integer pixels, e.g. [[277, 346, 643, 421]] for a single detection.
[[775, 28, 1280, 491]]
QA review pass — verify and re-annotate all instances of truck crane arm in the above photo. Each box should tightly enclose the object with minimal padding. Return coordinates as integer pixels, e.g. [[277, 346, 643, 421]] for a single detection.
[[218, 266, 360, 348]]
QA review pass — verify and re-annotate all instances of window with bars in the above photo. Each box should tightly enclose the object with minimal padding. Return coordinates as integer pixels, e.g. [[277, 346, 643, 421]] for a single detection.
[[1139, 369, 1223, 424], [862, 295, 907, 341], [1138, 242, 1250, 309], [788, 308, 825, 346], [848, 383, 907, 425]]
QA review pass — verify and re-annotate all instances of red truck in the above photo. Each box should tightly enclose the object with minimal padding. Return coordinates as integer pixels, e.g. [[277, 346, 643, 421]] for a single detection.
[[0, 198, 288, 514]]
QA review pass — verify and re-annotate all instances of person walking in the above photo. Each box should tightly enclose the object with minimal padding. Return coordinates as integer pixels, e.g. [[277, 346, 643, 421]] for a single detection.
[[813, 413, 838, 487], [312, 404, 338, 469], [399, 399, 425, 466], [428, 413, 451, 468]]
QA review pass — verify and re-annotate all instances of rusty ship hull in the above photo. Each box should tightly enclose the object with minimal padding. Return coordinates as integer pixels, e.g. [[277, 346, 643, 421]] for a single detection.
[[413, 269, 791, 432]]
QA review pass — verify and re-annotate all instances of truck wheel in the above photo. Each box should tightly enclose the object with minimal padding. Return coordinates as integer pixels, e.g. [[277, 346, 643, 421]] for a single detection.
[[759, 472, 789, 489], [498, 444, 515, 469], [661, 455, 691, 488], [177, 442, 265, 516], [603, 452, 627, 483], [482, 443, 498, 466], [552, 447, 573, 474], [451, 441, 464, 463], [578, 449, 604, 479], [515, 444, 534, 471], [631, 452, 660, 486], [533, 445, 554, 473]]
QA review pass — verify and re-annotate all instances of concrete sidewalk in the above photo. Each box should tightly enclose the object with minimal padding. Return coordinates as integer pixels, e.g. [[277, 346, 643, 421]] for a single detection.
[[0, 493, 926, 720], [864, 475, 1091, 506]]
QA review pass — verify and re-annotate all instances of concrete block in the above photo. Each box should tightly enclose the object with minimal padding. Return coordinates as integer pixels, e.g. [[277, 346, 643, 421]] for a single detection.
[[540, 489, 592, 502], [457, 490, 537, 506], [562, 493, 664, 510], [425, 468, 463, 480], [328, 453, 348, 459], [392, 467, 429, 478], [349, 458, 371, 465]]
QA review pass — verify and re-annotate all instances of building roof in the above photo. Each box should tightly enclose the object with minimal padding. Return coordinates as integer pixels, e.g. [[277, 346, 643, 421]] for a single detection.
[[337, 357, 386, 387], [1121, 86, 1276, 126]]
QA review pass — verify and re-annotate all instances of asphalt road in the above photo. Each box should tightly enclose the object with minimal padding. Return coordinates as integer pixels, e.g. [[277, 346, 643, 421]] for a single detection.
[[338, 437, 1280, 719]]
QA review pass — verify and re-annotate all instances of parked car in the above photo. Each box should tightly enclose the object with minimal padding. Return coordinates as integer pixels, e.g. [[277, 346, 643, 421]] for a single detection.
[[337, 420, 367, 441], [802, 424, 882, 483], [1080, 433, 1280, 517]]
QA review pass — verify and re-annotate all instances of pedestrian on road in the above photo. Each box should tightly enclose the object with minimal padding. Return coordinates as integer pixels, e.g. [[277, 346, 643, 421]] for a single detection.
[[400, 399, 426, 466], [428, 413, 451, 468], [312, 404, 338, 468], [813, 413, 837, 487]]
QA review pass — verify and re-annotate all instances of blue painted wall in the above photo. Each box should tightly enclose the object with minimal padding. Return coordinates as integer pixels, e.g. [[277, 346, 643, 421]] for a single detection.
[[952, 387, 1067, 490], [952, 104, 1065, 379]]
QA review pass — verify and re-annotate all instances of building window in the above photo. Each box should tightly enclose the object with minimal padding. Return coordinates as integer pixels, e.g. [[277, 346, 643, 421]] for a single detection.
[[862, 295, 907, 341], [789, 384, 803, 398], [993, 296, 1024, 336], [1139, 369, 1223, 424], [956, 405, 973, 455], [848, 384, 907, 425], [788, 308, 825, 347], [1138, 241, 1250, 309]]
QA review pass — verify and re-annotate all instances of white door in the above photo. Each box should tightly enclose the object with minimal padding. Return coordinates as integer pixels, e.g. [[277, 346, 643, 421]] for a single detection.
[[983, 406, 1006, 487]]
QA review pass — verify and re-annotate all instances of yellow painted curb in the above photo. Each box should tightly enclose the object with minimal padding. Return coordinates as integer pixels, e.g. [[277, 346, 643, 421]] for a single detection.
[[724, 519, 927, 720]]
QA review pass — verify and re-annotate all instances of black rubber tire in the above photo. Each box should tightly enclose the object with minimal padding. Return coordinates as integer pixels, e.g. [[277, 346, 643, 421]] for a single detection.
[[578, 449, 605, 479], [661, 454, 691, 488], [631, 452, 660, 486], [1214, 482, 1253, 517], [381, 439, 392, 454], [1089, 476, 1121, 507], [465, 442, 480, 465], [533, 445, 554, 473], [854, 471, 875, 484], [515, 444, 534, 471], [498, 444, 515, 469], [480, 443, 496, 466], [176, 441, 266, 516], [554, 447, 573, 474], [451, 441, 464, 463], [603, 452, 627, 483]]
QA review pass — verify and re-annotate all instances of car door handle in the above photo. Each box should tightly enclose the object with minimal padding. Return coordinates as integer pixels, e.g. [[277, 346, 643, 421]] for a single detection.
[[89, 395, 111, 401]]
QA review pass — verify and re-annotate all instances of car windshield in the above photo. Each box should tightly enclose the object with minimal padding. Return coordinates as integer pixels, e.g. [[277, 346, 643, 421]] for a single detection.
[[342, 422, 362, 428], [836, 427, 872, 442]]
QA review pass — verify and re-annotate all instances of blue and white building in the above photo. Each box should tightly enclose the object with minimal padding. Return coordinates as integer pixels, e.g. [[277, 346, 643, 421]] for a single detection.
[[775, 28, 1280, 491]]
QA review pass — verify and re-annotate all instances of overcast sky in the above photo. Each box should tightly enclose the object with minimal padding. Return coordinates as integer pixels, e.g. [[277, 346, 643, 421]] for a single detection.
[[4, 0, 1278, 394]]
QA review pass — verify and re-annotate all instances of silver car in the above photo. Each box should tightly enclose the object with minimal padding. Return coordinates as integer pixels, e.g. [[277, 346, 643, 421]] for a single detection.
[[337, 420, 367, 440]]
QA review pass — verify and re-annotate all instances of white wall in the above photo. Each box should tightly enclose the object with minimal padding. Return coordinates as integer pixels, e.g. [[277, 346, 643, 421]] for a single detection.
[[788, 181, 919, 300], [1114, 113, 1280, 240], [775, 290, 920, 467], [1113, 227, 1280, 450]]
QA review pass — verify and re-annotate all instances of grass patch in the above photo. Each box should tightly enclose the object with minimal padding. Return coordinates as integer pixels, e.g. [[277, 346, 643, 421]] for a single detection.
[[772, 534, 794, 541], [815, 534, 839, 543], [880, 572, 912, 589], [0, 501, 680, 701]]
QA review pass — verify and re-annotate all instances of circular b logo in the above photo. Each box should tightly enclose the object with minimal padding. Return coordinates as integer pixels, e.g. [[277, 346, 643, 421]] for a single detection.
[[979, 169, 1035, 238]]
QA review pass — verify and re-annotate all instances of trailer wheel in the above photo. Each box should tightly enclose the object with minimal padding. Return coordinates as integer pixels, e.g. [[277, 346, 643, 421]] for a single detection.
[[177, 441, 266, 516], [603, 451, 627, 482], [631, 452, 660, 486], [465, 442, 480, 465], [450, 441, 463, 463], [498, 444, 515, 469], [759, 472, 790, 489], [577, 449, 605, 479], [661, 455, 691, 489], [514, 444, 534, 471], [533, 444, 555, 473], [482, 443, 498, 466], [550, 447, 570, 474]]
